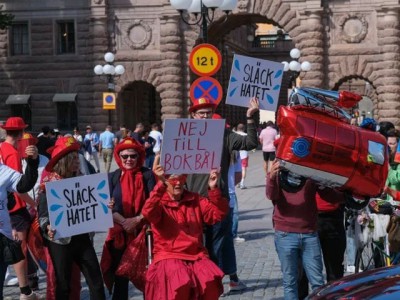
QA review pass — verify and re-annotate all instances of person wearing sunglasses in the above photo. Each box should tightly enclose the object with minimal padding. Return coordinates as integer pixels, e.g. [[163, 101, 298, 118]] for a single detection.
[[100, 137, 156, 299], [142, 163, 228, 300]]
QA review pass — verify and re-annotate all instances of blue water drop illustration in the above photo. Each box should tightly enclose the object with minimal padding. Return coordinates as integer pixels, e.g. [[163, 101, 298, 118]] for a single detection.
[[229, 87, 238, 97], [266, 94, 274, 104], [273, 85, 280, 90], [275, 70, 283, 78], [234, 60, 240, 71], [50, 204, 63, 212], [100, 202, 109, 214], [230, 77, 237, 83], [98, 193, 108, 200], [97, 180, 106, 190], [51, 189, 61, 199], [55, 211, 64, 226]]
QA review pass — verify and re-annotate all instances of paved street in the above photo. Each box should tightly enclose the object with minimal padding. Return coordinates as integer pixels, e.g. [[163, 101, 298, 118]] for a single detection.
[[4, 150, 285, 300]]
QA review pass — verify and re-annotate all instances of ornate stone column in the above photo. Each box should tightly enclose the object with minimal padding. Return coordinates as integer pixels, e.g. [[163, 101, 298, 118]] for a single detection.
[[158, 16, 184, 120], [88, 0, 110, 127], [293, 11, 325, 88], [375, 9, 400, 126]]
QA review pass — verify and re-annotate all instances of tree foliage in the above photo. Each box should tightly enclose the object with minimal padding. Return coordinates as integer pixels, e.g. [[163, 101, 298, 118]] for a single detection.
[[0, 9, 14, 30]]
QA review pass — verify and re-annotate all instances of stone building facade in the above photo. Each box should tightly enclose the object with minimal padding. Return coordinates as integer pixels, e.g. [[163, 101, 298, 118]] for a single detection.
[[0, 0, 399, 132]]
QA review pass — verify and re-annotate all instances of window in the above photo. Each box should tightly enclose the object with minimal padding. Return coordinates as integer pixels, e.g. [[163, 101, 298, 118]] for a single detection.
[[11, 105, 31, 130], [57, 21, 75, 54], [57, 102, 77, 130], [10, 23, 29, 56]]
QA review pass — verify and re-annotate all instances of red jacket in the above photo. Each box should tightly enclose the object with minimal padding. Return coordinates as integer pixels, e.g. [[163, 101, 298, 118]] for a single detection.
[[142, 181, 228, 263], [266, 175, 342, 233]]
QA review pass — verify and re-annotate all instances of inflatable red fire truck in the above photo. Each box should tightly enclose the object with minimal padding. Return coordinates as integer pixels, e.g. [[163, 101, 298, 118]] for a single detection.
[[276, 87, 388, 202]]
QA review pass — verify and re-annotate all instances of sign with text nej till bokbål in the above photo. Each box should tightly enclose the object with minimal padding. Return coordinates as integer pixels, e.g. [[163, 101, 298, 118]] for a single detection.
[[226, 54, 284, 112], [103, 92, 116, 110], [45, 173, 113, 239], [160, 119, 225, 174]]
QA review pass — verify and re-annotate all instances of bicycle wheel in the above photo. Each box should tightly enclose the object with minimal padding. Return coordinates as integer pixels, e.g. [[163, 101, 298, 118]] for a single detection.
[[355, 242, 385, 273]]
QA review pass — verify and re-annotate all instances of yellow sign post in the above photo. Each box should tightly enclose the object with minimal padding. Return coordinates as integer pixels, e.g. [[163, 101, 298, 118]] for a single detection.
[[103, 92, 116, 110]]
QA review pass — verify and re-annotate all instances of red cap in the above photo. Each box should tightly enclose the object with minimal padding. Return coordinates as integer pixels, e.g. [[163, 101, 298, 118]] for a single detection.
[[189, 97, 217, 113], [45, 136, 80, 172], [0, 117, 28, 130]]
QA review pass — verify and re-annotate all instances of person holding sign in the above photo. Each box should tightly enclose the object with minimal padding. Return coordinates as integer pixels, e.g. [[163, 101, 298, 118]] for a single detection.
[[185, 96, 259, 292], [37, 137, 106, 300], [100, 137, 156, 299], [0, 145, 39, 300], [142, 164, 228, 300]]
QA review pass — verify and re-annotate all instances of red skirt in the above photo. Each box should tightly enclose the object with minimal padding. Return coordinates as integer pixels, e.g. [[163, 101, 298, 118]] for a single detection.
[[145, 257, 224, 300]]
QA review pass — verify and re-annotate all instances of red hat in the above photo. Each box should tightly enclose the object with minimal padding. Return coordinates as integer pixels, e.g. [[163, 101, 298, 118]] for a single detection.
[[20, 132, 38, 145], [0, 117, 28, 130], [114, 137, 145, 168], [45, 136, 80, 172], [189, 97, 217, 113]]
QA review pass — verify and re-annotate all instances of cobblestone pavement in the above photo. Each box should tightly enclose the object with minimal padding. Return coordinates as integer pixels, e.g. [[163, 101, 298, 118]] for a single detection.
[[4, 150, 286, 299]]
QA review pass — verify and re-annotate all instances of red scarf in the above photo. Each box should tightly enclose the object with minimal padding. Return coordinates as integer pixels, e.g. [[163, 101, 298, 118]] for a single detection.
[[120, 168, 145, 217]]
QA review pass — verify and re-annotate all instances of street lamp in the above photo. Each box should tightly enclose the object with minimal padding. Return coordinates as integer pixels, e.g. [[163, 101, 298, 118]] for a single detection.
[[170, 0, 238, 42], [282, 48, 311, 88], [93, 52, 125, 125]]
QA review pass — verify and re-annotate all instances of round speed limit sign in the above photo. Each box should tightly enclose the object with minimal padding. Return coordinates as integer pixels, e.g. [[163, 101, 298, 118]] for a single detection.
[[189, 43, 222, 77]]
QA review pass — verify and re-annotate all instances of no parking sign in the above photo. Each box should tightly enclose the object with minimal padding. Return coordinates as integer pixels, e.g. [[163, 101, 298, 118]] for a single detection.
[[190, 77, 223, 106]]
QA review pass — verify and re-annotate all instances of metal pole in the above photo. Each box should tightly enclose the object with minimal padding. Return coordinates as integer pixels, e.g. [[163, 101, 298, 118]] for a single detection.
[[201, 2, 208, 43], [107, 74, 113, 126]]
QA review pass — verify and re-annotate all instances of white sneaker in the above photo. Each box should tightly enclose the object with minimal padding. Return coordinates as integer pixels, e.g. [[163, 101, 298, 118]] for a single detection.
[[346, 265, 355, 273], [234, 236, 245, 243], [239, 184, 247, 189], [4, 270, 19, 287]]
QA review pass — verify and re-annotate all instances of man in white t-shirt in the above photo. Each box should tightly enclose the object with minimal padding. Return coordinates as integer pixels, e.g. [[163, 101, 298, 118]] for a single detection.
[[149, 123, 163, 154], [235, 123, 249, 189]]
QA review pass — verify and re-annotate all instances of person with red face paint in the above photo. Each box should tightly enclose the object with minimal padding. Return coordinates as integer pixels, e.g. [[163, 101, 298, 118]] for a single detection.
[[142, 163, 229, 300]]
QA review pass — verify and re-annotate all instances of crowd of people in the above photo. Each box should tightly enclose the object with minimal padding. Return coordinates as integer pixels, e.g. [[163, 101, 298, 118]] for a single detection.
[[3, 103, 399, 300], [0, 96, 259, 300]]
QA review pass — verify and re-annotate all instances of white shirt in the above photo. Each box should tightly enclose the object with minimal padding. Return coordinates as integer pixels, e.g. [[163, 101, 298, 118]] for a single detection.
[[0, 164, 22, 239], [149, 130, 163, 153]]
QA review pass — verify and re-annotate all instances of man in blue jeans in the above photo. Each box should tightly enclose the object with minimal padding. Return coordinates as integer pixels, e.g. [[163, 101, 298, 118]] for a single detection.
[[266, 160, 342, 299]]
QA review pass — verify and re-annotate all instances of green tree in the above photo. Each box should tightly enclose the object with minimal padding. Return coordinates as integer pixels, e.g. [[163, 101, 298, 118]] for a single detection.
[[0, 9, 14, 30]]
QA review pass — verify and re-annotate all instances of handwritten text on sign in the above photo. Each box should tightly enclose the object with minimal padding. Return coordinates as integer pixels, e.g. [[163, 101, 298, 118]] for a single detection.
[[160, 119, 225, 174], [45, 173, 113, 239], [226, 54, 284, 112]]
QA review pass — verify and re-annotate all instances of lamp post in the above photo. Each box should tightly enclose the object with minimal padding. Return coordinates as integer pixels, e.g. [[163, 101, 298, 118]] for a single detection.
[[94, 52, 125, 125], [282, 48, 311, 88], [170, 0, 238, 43]]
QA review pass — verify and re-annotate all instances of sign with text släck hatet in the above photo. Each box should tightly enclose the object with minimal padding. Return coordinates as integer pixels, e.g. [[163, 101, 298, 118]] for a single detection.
[[45, 173, 113, 239], [226, 54, 284, 112], [160, 119, 225, 174]]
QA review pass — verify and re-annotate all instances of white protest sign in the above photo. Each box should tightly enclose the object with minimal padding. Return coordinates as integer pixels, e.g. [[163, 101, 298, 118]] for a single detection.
[[45, 173, 113, 239], [226, 54, 284, 111], [160, 119, 225, 174]]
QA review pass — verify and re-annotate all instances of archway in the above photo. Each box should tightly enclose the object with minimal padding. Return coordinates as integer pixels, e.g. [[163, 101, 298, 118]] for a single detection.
[[118, 81, 161, 131], [207, 14, 296, 126]]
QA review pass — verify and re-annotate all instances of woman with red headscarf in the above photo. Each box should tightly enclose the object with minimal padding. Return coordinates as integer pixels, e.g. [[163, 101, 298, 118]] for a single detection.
[[100, 137, 156, 299]]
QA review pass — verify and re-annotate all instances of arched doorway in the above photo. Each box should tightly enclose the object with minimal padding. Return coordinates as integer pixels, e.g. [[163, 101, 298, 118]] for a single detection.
[[118, 81, 161, 130], [207, 15, 295, 126]]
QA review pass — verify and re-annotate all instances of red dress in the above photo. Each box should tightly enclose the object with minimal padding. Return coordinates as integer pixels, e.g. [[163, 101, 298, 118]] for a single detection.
[[141, 181, 228, 300]]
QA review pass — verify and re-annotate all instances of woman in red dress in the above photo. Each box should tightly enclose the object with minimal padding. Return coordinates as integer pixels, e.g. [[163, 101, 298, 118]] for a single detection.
[[142, 164, 228, 300]]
